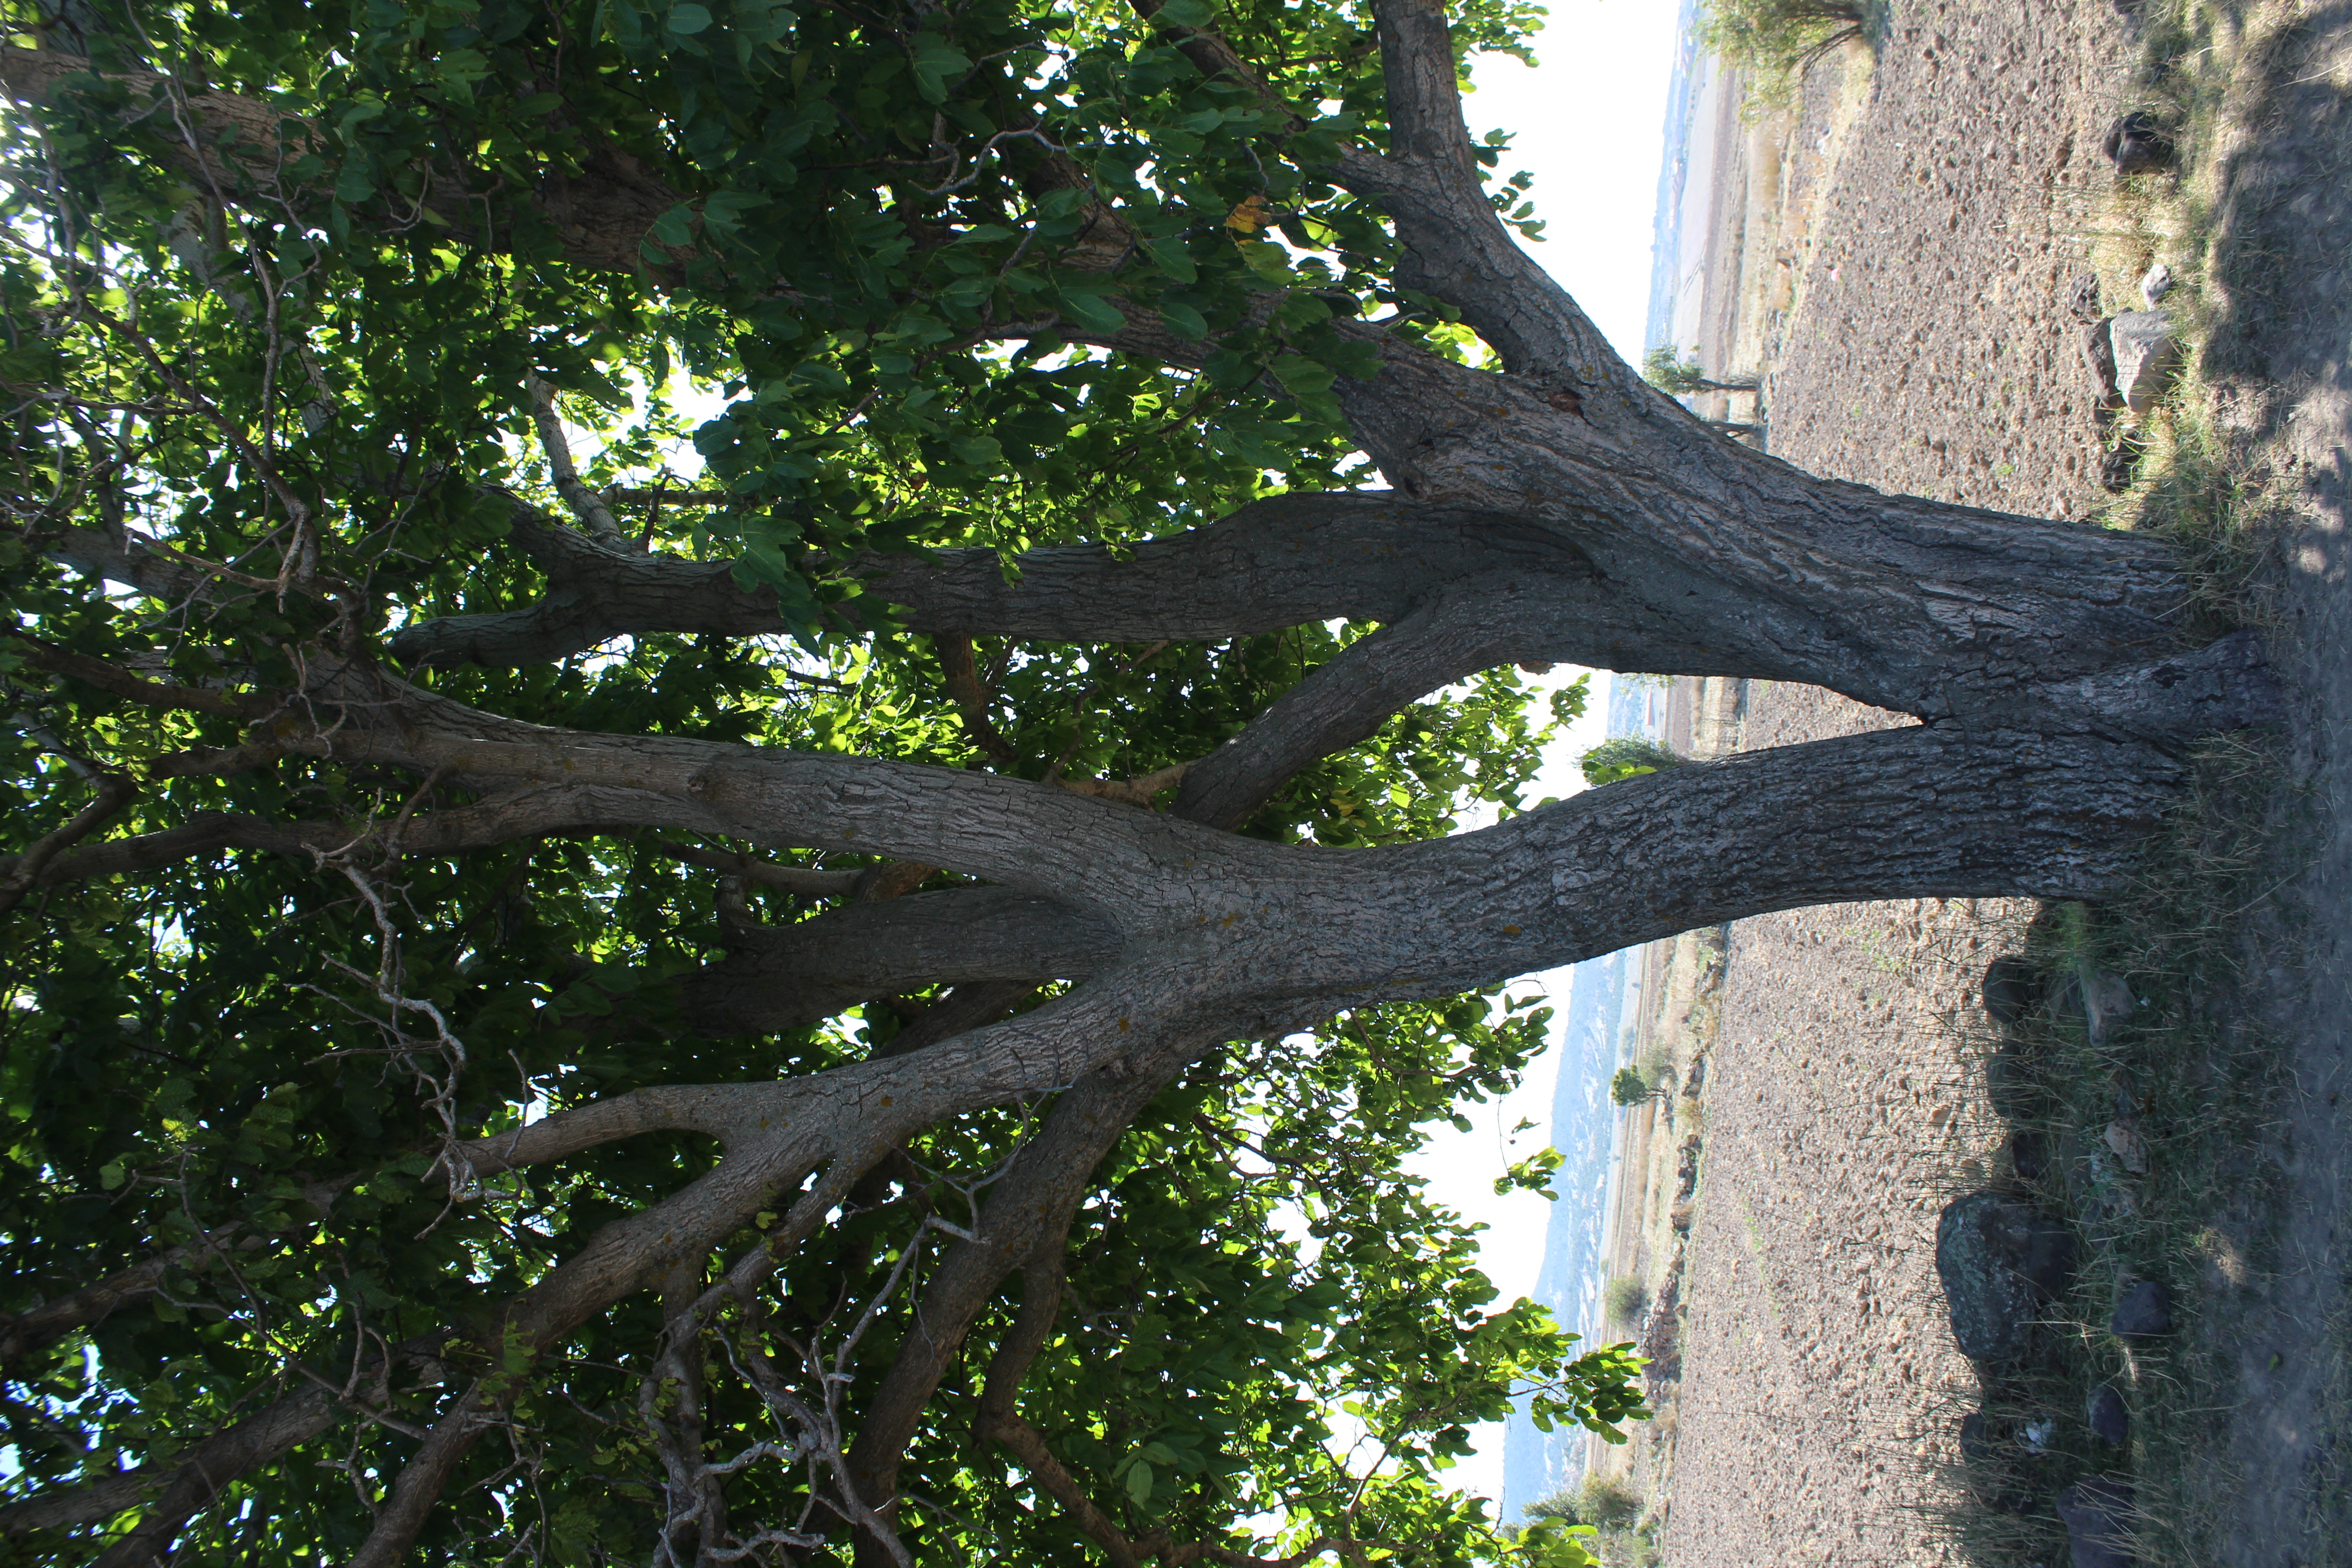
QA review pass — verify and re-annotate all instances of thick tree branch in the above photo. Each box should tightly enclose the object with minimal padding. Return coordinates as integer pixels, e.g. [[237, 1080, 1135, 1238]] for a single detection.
[[0, 781, 749, 893], [938, 637, 1019, 763], [683, 886, 1119, 1035], [845, 1048, 1193, 1520], [1173, 567, 1756, 828], [0, 770, 135, 914], [0, 47, 691, 279], [389, 499, 793, 667], [0, 1377, 341, 1542], [12, 639, 281, 720], [1342, 0, 1623, 382], [446, 1083, 791, 1182], [652, 839, 862, 896], [1, 1180, 346, 1371]]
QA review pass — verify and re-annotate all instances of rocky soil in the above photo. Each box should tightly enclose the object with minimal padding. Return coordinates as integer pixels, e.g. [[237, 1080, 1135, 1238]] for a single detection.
[[1658, 685, 2028, 1567], [1650, 2, 2352, 1564]]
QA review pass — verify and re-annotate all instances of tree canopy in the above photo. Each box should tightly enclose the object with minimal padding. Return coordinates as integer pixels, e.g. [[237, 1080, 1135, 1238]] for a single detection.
[[0, 0, 2273, 1563]]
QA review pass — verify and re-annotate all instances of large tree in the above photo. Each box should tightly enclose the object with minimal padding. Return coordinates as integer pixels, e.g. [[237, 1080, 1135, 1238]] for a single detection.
[[0, 0, 2271, 1563]]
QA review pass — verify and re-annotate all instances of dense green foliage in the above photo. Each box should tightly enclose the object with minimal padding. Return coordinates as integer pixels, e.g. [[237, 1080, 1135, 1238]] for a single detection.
[[1638, 344, 1754, 397], [1523, 1472, 1640, 1531], [1695, 0, 1866, 84], [0, 0, 1645, 1562], [1578, 737, 1685, 789], [1607, 1067, 1654, 1109]]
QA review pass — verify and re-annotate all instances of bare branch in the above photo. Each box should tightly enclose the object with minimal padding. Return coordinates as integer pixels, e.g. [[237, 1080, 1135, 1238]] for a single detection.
[[683, 886, 1117, 1036], [652, 840, 862, 897], [526, 376, 632, 550], [0, 769, 135, 915]]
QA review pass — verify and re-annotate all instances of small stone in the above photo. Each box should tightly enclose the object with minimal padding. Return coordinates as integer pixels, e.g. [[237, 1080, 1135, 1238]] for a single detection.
[[2088, 1383, 2130, 1446], [2078, 319, 2122, 408], [2104, 1118, 2150, 1175], [2139, 262, 2174, 308], [1982, 954, 2041, 1033], [2104, 111, 2175, 177], [2109, 311, 2178, 418], [2058, 1478, 2137, 1567], [2113, 1278, 2174, 1338], [2066, 272, 2105, 324], [2101, 433, 2146, 492]]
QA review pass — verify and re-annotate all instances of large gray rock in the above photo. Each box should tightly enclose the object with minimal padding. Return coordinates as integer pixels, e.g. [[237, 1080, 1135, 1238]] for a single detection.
[[2113, 1278, 2174, 1338], [2109, 311, 2178, 416], [2088, 1383, 2130, 1446], [2104, 112, 2174, 176], [1981, 954, 2042, 1034], [2058, 1478, 2136, 1568], [1936, 1192, 2077, 1363]]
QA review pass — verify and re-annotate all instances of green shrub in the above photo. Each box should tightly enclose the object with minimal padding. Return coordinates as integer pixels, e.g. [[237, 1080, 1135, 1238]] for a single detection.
[[1642, 344, 1758, 395], [1698, 0, 1867, 80], [1610, 1066, 1655, 1107], [1603, 1274, 1650, 1325], [1581, 736, 1686, 787], [1525, 1473, 1646, 1529]]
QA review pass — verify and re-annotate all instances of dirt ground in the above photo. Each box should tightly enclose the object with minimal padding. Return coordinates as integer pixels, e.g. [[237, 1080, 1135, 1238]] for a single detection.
[[1635, 2, 2352, 1565]]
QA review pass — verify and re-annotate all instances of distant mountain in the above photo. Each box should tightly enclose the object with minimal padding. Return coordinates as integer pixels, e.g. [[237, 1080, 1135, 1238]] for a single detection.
[[1642, 0, 1707, 355], [1606, 675, 1669, 740], [1498, 946, 1630, 1520]]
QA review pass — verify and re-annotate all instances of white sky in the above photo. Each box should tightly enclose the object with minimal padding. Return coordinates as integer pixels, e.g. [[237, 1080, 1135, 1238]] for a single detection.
[[1398, 0, 1682, 1510]]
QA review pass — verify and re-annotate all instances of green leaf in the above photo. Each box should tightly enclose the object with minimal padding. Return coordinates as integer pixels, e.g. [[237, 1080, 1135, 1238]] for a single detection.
[[1271, 355, 1336, 397], [1158, 301, 1209, 341], [649, 203, 697, 250], [667, 3, 715, 33], [1124, 1459, 1154, 1505], [911, 34, 974, 104], [1156, 0, 1214, 27], [1059, 293, 1128, 337], [1143, 238, 1197, 284]]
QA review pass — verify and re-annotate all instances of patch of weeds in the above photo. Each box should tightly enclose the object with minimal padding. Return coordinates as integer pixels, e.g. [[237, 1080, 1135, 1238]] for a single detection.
[[2110, 398, 2280, 633], [1934, 735, 2292, 1566]]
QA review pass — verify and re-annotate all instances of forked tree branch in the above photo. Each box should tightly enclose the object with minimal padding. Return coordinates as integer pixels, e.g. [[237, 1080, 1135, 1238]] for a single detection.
[[1343, 0, 1626, 382]]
